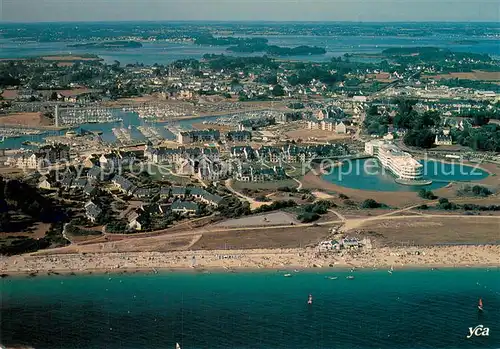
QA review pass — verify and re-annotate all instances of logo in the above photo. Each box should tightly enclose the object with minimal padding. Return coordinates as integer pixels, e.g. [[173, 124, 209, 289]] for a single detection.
[[467, 325, 490, 339]]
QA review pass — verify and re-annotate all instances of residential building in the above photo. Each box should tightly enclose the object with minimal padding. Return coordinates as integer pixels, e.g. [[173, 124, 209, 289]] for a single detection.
[[87, 166, 110, 181], [38, 144, 70, 164], [99, 152, 120, 169], [189, 188, 224, 207], [225, 130, 252, 142], [230, 146, 256, 161], [112, 175, 136, 194], [435, 129, 453, 146], [134, 187, 158, 199], [5, 152, 44, 169], [126, 211, 142, 231], [365, 140, 423, 181], [171, 201, 199, 215], [171, 187, 187, 199], [38, 176, 53, 190], [85, 201, 102, 223], [307, 119, 347, 134], [235, 164, 286, 182], [335, 121, 347, 134], [178, 129, 220, 144]]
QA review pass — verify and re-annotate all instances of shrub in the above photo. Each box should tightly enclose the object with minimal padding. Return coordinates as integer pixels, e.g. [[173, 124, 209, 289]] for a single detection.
[[361, 199, 385, 209], [418, 189, 437, 200], [297, 212, 320, 223]]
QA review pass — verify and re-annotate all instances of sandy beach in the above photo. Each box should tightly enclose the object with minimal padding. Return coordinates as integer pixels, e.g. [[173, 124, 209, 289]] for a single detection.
[[1, 245, 499, 276]]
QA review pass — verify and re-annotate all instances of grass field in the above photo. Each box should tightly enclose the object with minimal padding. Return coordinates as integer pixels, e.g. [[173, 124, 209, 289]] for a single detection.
[[357, 216, 500, 246], [232, 179, 299, 191], [191, 225, 329, 250]]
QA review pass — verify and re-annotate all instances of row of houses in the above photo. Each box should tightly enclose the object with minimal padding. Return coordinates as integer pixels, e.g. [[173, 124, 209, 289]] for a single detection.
[[5, 144, 70, 169], [177, 129, 253, 144], [145, 146, 219, 164], [307, 119, 347, 134], [230, 143, 351, 163]]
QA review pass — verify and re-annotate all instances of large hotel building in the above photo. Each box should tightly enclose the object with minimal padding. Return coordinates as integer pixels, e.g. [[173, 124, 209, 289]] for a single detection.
[[365, 140, 424, 181]]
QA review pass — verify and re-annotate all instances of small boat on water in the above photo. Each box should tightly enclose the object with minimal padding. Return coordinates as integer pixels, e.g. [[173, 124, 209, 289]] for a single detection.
[[478, 298, 484, 311], [284, 273, 292, 277], [346, 275, 355, 280], [176, 343, 181, 349], [307, 294, 313, 305], [325, 276, 338, 280]]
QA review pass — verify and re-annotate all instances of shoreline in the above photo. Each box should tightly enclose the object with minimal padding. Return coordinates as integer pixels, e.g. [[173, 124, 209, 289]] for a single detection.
[[2, 245, 499, 277], [3, 263, 500, 279]]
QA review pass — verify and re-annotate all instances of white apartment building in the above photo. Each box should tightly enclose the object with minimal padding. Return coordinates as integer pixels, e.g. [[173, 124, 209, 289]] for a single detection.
[[365, 140, 423, 180]]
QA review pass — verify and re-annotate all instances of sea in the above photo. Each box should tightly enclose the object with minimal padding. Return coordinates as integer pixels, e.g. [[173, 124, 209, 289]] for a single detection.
[[0, 33, 499, 65], [1, 269, 499, 349]]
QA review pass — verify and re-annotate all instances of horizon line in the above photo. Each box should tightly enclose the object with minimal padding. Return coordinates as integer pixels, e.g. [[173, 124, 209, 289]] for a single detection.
[[1, 19, 499, 24]]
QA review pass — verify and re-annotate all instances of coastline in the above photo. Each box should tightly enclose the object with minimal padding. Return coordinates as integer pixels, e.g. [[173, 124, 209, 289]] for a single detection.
[[2, 245, 499, 277]]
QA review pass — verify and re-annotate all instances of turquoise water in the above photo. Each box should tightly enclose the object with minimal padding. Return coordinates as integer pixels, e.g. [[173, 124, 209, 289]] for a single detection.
[[322, 158, 490, 192], [1, 269, 499, 348]]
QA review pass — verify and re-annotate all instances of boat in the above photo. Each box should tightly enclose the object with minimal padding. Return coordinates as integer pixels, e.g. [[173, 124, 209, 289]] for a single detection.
[[478, 298, 484, 311], [0, 136, 4, 143], [284, 273, 292, 277], [346, 275, 355, 280], [176, 343, 181, 349], [307, 294, 313, 305], [388, 265, 394, 274], [21, 140, 32, 146], [325, 276, 338, 280]]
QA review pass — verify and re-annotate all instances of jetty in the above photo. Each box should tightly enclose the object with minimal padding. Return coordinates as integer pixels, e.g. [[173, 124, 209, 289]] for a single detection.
[[112, 127, 133, 145], [137, 126, 163, 144]]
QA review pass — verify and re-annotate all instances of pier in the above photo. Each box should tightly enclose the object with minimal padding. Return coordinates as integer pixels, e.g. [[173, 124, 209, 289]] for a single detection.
[[112, 127, 133, 145], [137, 126, 163, 144]]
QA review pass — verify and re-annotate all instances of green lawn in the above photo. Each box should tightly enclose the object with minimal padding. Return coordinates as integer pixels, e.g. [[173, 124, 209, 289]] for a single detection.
[[232, 179, 299, 191]]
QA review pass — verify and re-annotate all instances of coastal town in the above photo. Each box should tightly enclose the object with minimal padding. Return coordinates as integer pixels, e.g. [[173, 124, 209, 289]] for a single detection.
[[1, 13, 500, 349], [0, 22, 499, 276]]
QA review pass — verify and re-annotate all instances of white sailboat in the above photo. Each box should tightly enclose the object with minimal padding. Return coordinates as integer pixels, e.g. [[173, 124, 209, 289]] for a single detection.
[[176, 343, 181, 349]]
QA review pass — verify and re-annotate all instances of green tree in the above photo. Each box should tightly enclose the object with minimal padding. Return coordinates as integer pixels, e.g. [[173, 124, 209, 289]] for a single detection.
[[271, 84, 285, 97]]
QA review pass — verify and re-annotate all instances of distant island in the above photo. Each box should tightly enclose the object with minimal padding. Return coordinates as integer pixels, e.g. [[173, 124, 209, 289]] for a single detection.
[[193, 34, 326, 56], [68, 41, 143, 49], [228, 43, 326, 56]]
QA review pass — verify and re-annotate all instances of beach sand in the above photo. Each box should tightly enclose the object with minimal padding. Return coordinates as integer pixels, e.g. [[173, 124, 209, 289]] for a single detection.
[[1, 245, 499, 276]]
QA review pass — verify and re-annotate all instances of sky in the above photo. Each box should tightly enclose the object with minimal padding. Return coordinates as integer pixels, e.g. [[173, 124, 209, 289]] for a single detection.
[[1, 0, 499, 22]]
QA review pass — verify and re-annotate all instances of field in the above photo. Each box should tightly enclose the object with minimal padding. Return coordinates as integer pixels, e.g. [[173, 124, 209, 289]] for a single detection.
[[231, 179, 299, 191], [0, 112, 52, 127], [422, 70, 500, 82], [191, 225, 328, 250], [214, 211, 299, 228], [285, 129, 351, 141], [356, 216, 500, 246]]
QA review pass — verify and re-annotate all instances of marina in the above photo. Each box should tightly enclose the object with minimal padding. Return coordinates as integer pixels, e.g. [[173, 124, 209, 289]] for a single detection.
[[0, 126, 45, 138], [203, 110, 283, 127], [112, 127, 134, 145], [59, 107, 122, 126], [123, 105, 195, 121], [137, 125, 164, 145]]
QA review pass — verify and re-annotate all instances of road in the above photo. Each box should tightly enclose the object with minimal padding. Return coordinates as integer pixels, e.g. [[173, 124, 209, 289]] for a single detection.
[[224, 178, 268, 210]]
